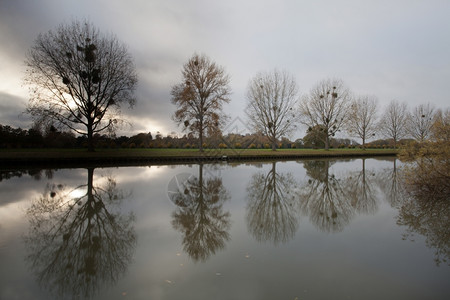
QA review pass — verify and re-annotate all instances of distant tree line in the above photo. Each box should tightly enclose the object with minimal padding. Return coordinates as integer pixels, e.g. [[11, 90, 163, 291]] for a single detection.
[[20, 19, 449, 151], [0, 122, 416, 150]]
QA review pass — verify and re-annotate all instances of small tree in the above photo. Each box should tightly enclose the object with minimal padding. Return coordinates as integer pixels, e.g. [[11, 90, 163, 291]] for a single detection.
[[171, 54, 231, 152], [408, 103, 435, 142], [24, 20, 138, 151], [303, 125, 327, 148], [299, 78, 351, 150], [379, 100, 409, 148], [346, 95, 378, 149], [246, 70, 299, 151]]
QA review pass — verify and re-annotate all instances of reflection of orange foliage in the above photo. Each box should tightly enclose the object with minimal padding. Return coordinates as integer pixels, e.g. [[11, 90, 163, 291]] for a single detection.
[[171, 165, 230, 262], [397, 190, 450, 266]]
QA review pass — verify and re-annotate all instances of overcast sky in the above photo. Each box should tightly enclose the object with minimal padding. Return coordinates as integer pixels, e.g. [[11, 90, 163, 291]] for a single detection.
[[1, 0, 449, 139]]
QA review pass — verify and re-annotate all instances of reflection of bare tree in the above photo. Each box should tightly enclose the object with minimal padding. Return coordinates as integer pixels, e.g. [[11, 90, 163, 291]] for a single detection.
[[397, 161, 450, 266], [171, 164, 230, 262], [376, 158, 405, 207], [246, 162, 299, 244], [345, 159, 378, 215], [299, 160, 354, 233], [24, 168, 136, 299]]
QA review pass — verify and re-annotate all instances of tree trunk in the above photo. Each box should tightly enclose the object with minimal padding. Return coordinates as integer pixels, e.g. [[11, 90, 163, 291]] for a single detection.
[[87, 120, 95, 152], [325, 134, 330, 150], [271, 133, 277, 151], [271, 142, 276, 151], [199, 119, 204, 152]]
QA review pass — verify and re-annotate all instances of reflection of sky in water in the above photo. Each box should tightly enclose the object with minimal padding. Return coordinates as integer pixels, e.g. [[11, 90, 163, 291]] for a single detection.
[[0, 158, 449, 300]]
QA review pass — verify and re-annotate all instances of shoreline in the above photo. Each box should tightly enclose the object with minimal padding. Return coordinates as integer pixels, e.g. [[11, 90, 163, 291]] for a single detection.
[[0, 148, 398, 169]]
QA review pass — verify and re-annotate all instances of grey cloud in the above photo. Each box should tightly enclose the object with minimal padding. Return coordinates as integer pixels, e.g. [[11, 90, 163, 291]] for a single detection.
[[1, 0, 449, 139], [0, 92, 31, 128]]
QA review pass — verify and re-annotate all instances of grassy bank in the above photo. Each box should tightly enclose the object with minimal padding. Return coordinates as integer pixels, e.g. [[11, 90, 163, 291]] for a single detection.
[[0, 148, 399, 167]]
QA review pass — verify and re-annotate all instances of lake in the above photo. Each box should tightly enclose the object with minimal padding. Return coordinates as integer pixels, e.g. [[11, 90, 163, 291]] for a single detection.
[[0, 158, 449, 300]]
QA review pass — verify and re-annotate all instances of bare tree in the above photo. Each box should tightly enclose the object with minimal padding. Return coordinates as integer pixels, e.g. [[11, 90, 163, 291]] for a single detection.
[[299, 78, 351, 150], [379, 100, 409, 148], [408, 103, 435, 142], [346, 95, 378, 149], [24, 20, 138, 151], [171, 53, 231, 152], [246, 69, 299, 151]]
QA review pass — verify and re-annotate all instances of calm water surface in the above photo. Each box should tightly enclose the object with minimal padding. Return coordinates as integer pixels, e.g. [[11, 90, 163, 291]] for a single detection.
[[0, 158, 449, 300]]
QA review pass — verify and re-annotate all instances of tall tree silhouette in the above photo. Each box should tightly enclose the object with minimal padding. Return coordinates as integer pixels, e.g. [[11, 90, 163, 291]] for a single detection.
[[378, 100, 409, 149], [246, 162, 300, 244], [346, 95, 379, 149], [24, 168, 136, 299], [299, 78, 351, 150], [246, 70, 299, 151], [171, 54, 231, 151], [171, 164, 231, 262], [24, 20, 138, 151]]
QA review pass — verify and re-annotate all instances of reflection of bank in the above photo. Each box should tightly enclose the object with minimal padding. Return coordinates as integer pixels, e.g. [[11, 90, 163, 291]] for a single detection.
[[24, 168, 136, 299], [171, 163, 231, 262], [246, 162, 299, 245]]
